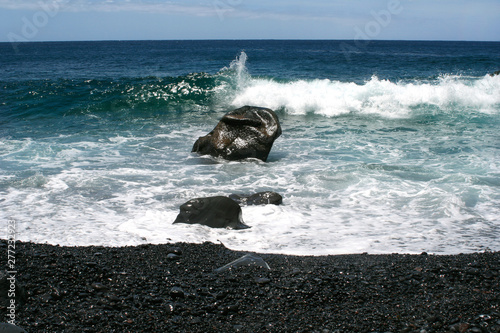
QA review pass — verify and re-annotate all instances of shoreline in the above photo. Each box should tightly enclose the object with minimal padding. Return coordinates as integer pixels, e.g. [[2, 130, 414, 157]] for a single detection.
[[1, 240, 499, 332]]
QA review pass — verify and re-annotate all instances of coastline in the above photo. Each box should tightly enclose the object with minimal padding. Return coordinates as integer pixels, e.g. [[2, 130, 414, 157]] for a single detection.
[[1, 240, 499, 333]]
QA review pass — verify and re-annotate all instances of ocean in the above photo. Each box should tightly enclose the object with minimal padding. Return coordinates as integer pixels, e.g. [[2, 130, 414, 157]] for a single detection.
[[1, 40, 499, 255]]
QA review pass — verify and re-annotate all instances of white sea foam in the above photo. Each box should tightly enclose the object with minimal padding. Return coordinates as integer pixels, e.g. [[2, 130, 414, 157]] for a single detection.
[[229, 73, 500, 118], [1, 120, 499, 255]]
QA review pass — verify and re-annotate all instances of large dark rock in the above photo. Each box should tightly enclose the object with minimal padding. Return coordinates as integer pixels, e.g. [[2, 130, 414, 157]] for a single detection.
[[490, 70, 500, 76], [192, 106, 282, 162], [173, 196, 250, 229], [229, 191, 283, 206]]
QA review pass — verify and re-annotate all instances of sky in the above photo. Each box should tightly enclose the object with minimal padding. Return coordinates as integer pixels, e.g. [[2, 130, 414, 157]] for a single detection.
[[0, 0, 499, 42]]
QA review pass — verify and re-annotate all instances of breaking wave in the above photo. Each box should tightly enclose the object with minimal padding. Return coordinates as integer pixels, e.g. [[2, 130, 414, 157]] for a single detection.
[[226, 52, 500, 118], [3, 51, 498, 125]]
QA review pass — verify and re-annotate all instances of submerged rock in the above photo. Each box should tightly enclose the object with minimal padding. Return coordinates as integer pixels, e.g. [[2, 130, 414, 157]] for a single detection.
[[173, 196, 250, 229], [192, 106, 282, 162], [229, 191, 283, 206]]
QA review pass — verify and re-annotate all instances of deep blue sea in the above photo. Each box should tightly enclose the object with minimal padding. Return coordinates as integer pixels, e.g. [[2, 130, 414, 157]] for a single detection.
[[1, 40, 499, 255]]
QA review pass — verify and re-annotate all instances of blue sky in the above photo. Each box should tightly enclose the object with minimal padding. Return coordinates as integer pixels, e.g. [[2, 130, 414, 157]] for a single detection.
[[1, 0, 499, 42]]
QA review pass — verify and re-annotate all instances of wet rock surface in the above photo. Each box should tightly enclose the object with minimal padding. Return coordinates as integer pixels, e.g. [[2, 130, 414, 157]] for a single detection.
[[173, 196, 250, 229], [229, 191, 283, 206], [192, 105, 282, 162], [1, 240, 499, 333]]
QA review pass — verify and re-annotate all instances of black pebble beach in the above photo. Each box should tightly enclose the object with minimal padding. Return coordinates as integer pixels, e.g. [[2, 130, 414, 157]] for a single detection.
[[1, 240, 499, 333]]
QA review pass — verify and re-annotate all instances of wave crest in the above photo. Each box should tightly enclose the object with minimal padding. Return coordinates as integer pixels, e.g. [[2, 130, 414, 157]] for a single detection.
[[3, 51, 499, 122], [227, 73, 500, 118]]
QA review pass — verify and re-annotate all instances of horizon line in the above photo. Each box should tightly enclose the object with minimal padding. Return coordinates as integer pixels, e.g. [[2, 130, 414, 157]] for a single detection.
[[1, 38, 500, 43]]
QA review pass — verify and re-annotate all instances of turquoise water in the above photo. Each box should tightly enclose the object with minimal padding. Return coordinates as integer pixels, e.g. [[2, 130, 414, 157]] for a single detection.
[[1, 40, 499, 254]]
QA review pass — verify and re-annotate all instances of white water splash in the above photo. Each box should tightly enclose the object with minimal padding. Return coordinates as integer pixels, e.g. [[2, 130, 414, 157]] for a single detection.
[[228, 71, 500, 118]]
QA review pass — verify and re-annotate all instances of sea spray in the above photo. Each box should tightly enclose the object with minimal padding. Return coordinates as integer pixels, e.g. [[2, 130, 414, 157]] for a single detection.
[[229, 51, 249, 88]]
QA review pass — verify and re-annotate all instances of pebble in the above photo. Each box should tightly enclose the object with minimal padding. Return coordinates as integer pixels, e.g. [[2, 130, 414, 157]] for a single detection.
[[170, 287, 186, 298], [167, 247, 183, 255], [91, 282, 108, 291], [167, 253, 180, 260], [107, 295, 121, 302], [255, 277, 271, 285]]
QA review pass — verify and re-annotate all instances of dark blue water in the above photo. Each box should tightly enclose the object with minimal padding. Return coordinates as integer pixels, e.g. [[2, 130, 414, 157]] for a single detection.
[[2, 40, 499, 80], [1, 40, 499, 254]]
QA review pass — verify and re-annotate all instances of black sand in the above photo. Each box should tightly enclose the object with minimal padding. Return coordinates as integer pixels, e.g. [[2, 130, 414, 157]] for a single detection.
[[1, 240, 499, 332]]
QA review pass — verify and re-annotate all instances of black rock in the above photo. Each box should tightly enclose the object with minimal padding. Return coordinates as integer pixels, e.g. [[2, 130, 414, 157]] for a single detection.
[[229, 191, 283, 206], [255, 277, 271, 285], [215, 290, 229, 299], [91, 282, 108, 291], [167, 253, 180, 260], [220, 303, 239, 315], [173, 196, 250, 229], [192, 105, 282, 162], [170, 287, 186, 299], [167, 247, 183, 255]]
